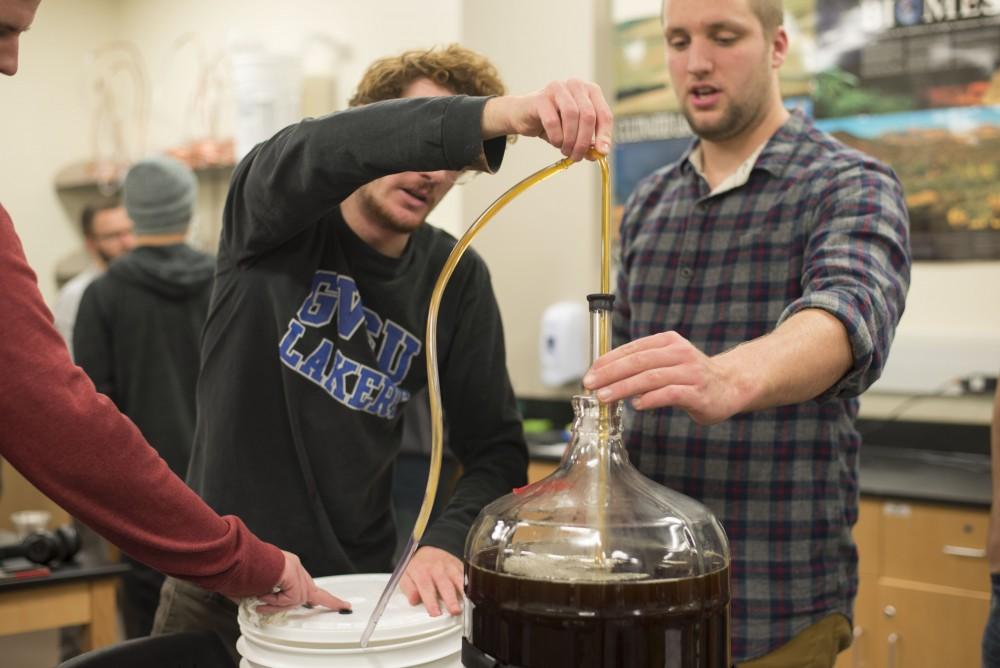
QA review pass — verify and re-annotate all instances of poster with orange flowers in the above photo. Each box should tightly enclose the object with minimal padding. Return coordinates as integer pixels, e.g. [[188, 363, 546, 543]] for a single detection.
[[613, 0, 1000, 260]]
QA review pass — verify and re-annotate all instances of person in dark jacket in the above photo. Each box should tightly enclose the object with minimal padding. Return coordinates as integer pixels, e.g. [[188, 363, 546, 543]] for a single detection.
[[74, 155, 215, 639], [149, 44, 612, 662]]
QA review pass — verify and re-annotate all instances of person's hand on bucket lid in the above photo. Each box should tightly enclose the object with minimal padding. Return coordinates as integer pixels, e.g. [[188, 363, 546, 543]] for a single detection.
[[255, 550, 351, 614]]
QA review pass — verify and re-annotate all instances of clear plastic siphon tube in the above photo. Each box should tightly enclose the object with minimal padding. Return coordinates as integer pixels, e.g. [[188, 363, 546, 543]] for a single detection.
[[360, 149, 612, 647]]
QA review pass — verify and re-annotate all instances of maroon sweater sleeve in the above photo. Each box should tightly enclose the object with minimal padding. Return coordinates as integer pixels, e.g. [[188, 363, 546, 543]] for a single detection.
[[0, 205, 283, 597]]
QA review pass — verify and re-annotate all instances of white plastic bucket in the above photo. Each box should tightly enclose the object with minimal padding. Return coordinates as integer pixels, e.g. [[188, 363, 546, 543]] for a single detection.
[[236, 573, 462, 668]]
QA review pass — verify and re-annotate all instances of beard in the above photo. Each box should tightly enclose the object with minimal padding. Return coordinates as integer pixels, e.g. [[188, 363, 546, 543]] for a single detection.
[[682, 71, 773, 143], [683, 100, 751, 143], [356, 184, 426, 236], [95, 246, 117, 265]]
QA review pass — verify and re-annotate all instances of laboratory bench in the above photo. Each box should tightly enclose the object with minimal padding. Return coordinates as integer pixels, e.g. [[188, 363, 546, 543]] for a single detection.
[[0, 544, 128, 651], [522, 402, 992, 508]]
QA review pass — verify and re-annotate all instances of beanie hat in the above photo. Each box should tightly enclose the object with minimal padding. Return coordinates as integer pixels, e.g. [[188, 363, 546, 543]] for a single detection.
[[123, 156, 197, 236]]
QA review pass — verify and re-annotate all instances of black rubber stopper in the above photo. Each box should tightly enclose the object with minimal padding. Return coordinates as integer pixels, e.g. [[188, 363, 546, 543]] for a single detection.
[[587, 293, 615, 312]]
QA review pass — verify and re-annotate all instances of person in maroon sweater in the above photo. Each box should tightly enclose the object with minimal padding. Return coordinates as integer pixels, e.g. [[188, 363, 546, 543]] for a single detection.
[[0, 0, 343, 614]]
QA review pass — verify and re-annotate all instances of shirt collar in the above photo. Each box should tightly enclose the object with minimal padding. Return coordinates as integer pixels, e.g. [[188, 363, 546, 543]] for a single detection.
[[680, 109, 812, 187], [688, 140, 768, 196], [754, 109, 811, 176]]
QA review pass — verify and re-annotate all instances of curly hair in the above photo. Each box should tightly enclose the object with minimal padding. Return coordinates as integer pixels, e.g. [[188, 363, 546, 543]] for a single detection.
[[349, 44, 506, 107]]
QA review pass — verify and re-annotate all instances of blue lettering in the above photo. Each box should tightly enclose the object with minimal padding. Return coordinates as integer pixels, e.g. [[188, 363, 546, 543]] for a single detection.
[[363, 307, 383, 346], [347, 367, 385, 410], [297, 271, 339, 327], [299, 339, 333, 383], [367, 383, 408, 419], [322, 349, 359, 402], [281, 269, 424, 420], [335, 275, 366, 341], [376, 319, 422, 384], [278, 320, 306, 367]]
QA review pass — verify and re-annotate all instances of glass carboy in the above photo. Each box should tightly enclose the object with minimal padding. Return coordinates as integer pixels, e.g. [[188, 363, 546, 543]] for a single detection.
[[462, 396, 731, 668]]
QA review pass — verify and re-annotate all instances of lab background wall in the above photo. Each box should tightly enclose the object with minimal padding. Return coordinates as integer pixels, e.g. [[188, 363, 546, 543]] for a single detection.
[[460, 0, 614, 400], [1, 0, 463, 309], [0, 0, 465, 530], [1, 1, 998, 529], [0, 0, 118, 308]]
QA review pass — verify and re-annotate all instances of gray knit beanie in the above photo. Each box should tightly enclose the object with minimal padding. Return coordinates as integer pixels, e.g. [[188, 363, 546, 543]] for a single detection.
[[123, 156, 197, 236]]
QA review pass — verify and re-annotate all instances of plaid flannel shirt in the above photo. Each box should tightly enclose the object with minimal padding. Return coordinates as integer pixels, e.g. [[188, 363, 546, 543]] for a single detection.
[[614, 111, 911, 661]]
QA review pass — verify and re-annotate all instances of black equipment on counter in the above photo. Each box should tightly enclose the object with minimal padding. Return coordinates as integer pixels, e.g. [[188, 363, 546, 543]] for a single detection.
[[0, 524, 81, 566]]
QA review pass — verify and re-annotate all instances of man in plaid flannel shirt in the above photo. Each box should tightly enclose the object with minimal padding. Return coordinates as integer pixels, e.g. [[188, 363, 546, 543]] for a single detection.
[[584, 0, 910, 665]]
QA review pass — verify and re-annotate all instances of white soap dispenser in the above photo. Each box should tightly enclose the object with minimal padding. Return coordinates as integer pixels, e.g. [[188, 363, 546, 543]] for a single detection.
[[539, 301, 590, 387]]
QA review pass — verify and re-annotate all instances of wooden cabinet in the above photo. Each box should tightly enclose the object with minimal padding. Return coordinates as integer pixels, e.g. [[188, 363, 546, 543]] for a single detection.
[[880, 501, 989, 591], [836, 498, 990, 668], [875, 581, 988, 667], [527, 459, 558, 484]]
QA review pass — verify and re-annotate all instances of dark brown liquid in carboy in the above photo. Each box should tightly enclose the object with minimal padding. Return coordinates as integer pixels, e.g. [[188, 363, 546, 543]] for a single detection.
[[465, 554, 730, 668]]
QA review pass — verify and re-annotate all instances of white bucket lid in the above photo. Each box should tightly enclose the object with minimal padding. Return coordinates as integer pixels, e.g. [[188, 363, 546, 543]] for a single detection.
[[238, 573, 461, 647], [236, 626, 461, 668]]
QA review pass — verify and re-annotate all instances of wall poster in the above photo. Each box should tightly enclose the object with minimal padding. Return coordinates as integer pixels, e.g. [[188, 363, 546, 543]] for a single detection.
[[612, 0, 1000, 260]]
